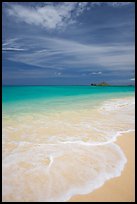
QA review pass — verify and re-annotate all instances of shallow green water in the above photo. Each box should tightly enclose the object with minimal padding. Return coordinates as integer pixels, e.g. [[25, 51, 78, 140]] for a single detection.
[[2, 86, 135, 115]]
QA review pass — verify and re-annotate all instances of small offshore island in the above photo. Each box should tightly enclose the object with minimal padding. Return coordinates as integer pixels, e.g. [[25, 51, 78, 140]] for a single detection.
[[91, 82, 110, 86], [90, 82, 134, 86]]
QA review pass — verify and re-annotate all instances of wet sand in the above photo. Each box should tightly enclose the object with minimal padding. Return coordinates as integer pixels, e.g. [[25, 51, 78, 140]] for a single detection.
[[69, 132, 135, 202], [2, 96, 135, 202]]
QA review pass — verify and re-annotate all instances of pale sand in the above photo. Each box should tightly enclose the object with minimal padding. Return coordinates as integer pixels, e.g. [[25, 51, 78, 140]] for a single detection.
[[69, 132, 135, 202]]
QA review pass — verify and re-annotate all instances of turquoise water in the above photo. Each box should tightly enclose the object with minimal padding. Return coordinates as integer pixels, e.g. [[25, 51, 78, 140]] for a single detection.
[[2, 86, 135, 103], [2, 86, 135, 114], [2, 86, 135, 105]]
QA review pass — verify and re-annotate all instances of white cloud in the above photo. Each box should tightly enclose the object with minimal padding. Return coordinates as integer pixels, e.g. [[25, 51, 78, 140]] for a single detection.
[[54, 72, 62, 77], [2, 38, 26, 51], [6, 2, 134, 30], [6, 3, 87, 30], [130, 78, 135, 81], [2, 48, 25, 51], [4, 36, 135, 72], [91, 72, 102, 75], [91, 2, 133, 7], [107, 2, 134, 7]]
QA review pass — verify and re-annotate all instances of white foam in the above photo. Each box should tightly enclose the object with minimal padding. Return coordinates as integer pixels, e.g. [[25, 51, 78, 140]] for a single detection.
[[58, 129, 134, 146], [100, 97, 135, 113], [2, 142, 127, 202]]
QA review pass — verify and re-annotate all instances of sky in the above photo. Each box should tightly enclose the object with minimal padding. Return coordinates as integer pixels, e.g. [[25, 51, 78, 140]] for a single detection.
[[2, 2, 135, 85]]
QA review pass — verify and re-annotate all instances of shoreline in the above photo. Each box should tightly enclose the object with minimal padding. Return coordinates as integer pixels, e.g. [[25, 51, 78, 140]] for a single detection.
[[69, 131, 135, 202], [2, 94, 135, 202]]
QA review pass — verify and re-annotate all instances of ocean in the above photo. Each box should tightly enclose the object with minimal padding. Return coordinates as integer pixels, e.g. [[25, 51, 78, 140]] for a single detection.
[[2, 86, 135, 201]]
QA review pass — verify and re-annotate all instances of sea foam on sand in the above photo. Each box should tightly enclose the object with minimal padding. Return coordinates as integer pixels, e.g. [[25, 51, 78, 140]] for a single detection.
[[2, 142, 127, 202], [2, 97, 135, 202]]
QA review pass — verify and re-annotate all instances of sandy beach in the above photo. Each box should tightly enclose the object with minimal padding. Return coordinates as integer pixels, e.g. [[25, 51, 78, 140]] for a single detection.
[[2, 94, 135, 202], [69, 132, 135, 202]]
